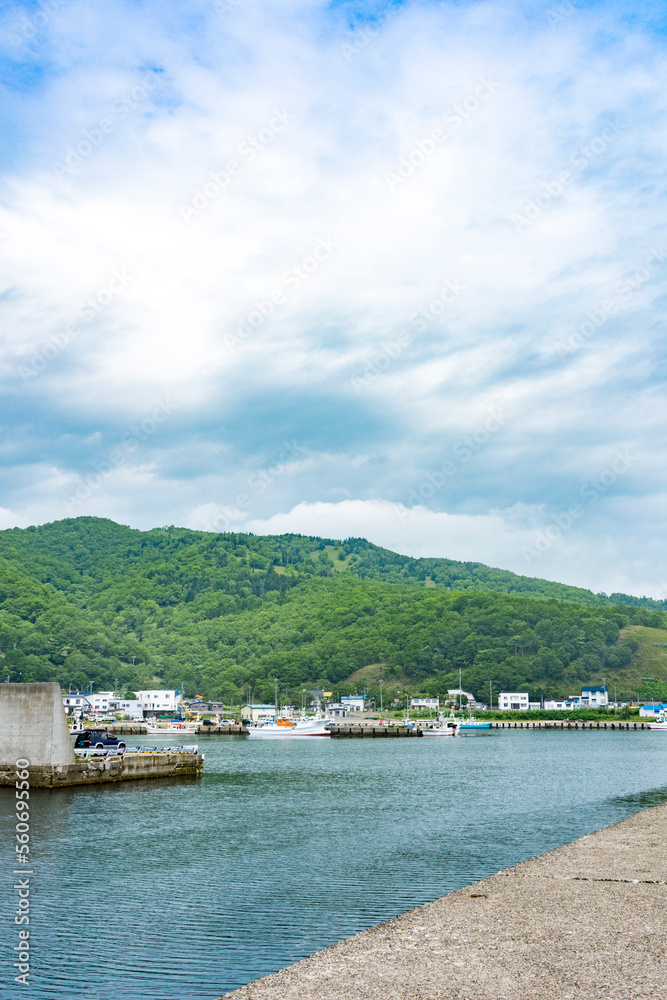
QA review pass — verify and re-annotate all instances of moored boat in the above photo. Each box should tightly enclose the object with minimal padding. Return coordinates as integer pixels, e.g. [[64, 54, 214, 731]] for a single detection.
[[144, 722, 197, 735], [422, 714, 460, 737], [246, 712, 332, 738]]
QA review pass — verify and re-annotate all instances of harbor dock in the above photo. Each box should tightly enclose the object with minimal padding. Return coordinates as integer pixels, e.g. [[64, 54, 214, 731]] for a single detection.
[[0, 682, 204, 788], [219, 801, 667, 1000], [0, 749, 204, 787]]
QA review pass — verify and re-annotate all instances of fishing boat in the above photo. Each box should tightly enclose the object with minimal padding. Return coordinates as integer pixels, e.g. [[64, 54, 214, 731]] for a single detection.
[[458, 714, 492, 731], [246, 712, 332, 738], [648, 711, 667, 731], [422, 714, 460, 737], [144, 721, 197, 735]]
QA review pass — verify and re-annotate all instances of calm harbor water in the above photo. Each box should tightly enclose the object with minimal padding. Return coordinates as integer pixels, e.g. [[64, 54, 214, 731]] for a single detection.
[[2, 729, 667, 1000]]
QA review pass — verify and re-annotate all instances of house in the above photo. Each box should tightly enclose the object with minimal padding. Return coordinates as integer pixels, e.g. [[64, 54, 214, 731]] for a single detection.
[[498, 692, 530, 711], [109, 698, 144, 720], [544, 698, 579, 711], [62, 692, 91, 716], [580, 685, 608, 708], [639, 703, 667, 718], [87, 691, 115, 715], [327, 702, 349, 718], [340, 695, 366, 713], [447, 688, 475, 706], [134, 689, 179, 716], [241, 704, 276, 723], [411, 697, 439, 710]]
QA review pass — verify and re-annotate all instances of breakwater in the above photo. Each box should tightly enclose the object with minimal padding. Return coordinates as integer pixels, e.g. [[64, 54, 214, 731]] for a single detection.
[[0, 750, 204, 787], [220, 800, 667, 1000]]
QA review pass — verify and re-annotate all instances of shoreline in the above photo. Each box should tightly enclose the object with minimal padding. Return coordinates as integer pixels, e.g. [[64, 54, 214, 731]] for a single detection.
[[219, 802, 667, 999]]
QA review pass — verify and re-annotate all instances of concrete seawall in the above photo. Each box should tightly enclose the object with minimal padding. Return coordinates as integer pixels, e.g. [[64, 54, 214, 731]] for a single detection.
[[220, 802, 667, 999], [0, 750, 204, 787]]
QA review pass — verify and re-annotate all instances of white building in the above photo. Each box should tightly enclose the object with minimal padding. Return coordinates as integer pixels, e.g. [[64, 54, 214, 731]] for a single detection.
[[62, 692, 91, 716], [109, 698, 144, 720], [411, 697, 440, 710], [341, 695, 366, 713], [580, 686, 608, 708], [241, 704, 276, 723], [639, 703, 667, 718], [134, 689, 179, 715], [327, 702, 350, 718], [87, 691, 115, 714], [447, 688, 475, 706], [498, 692, 530, 711], [544, 698, 579, 711]]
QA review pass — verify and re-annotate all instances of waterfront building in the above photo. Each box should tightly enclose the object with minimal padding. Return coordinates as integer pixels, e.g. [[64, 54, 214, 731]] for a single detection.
[[134, 689, 179, 715], [411, 697, 440, 710], [447, 688, 475, 706], [544, 698, 580, 711], [340, 695, 366, 712], [241, 704, 276, 723], [639, 703, 667, 717], [498, 692, 530, 711], [327, 702, 350, 718], [580, 685, 608, 708], [62, 692, 91, 716]]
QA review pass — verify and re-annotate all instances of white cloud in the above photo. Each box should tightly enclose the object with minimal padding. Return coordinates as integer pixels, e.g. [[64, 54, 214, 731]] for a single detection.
[[0, 0, 665, 596]]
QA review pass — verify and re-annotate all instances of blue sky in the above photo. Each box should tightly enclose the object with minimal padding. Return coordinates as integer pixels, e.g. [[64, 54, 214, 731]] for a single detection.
[[0, 0, 666, 596]]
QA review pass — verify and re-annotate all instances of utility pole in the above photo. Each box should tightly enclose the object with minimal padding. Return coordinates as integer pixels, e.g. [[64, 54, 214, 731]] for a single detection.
[[275, 678, 278, 719], [489, 679, 492, 711], [380, 679, 384, 712]]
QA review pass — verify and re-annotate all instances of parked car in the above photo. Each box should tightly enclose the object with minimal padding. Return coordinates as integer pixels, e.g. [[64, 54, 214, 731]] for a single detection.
[[73, 729, 126, 751]]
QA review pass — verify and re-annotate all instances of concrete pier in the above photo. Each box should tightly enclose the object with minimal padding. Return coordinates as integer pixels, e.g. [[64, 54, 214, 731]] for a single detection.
[[0, 749, 204, 787], [219, 802, 667, 999], [1, 683, 204, 786]]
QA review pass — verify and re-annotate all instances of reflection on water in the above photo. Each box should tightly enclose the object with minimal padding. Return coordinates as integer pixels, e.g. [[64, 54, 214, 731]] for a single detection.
[[1, 729, 666, 1000]]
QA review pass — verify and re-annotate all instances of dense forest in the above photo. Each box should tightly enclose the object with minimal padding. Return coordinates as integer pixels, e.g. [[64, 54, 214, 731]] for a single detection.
[[0, 517, 664, 705]]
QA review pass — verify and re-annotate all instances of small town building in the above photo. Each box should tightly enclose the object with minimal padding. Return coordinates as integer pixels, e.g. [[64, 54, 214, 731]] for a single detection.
[[241, 704, 276, 723], [447, 688, 475, 706], [498, 692, 530, 711], [134, 690, 179, 715], [411, 697, 439, 710], [544, 698, 579, 711], [340, 695, 366, 712], [62, 692, 91, 716], [580, 685, 608, 708], [639, 703, 667, 718], [327, 702, 350, 718]]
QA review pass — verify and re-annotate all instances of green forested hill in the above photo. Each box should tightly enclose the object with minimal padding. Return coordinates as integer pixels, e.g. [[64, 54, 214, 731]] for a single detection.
[[0, 517, 664, 705]]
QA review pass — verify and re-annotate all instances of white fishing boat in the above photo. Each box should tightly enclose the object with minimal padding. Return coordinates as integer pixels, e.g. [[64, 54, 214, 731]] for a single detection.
[[648, 711, 667, 731], [144, 721, 197, 735], [246, 712, 332, 738], [422, 714, 460, 737]]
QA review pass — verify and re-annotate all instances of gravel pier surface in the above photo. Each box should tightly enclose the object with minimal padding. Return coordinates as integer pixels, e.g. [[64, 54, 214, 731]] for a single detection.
[[219, 802, 667, 1000]]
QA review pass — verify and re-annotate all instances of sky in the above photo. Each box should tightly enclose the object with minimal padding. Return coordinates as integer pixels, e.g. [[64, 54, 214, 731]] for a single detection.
[[0, 0, 665, 597]]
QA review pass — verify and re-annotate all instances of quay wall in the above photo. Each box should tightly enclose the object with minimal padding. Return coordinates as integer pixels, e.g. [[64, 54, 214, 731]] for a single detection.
[[0, 682, 75, 766], [0, 750, 204, 787], [220, 801, 667, 1000]]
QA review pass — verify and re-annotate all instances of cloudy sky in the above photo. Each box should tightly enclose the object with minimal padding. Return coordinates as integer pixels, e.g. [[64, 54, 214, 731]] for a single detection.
[[1, 0, 665, 597]]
